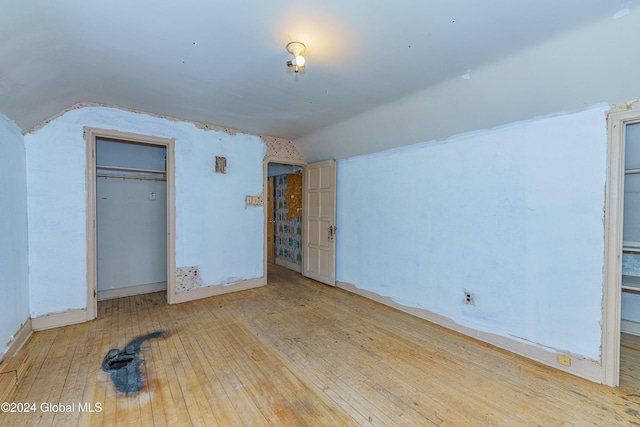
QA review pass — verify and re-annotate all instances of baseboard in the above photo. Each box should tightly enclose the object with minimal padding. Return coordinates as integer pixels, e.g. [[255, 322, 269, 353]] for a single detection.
[[275, 258, 302, 273], [32, 308, 88, 331], [336, 280, 602, 384], [173, 276, 266, 304], [98, 281, 167, 301], [621, 319, 640, 336], [1, 318, 32, 363]]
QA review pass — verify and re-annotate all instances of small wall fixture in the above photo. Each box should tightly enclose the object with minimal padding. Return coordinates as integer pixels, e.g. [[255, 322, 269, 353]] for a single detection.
[[286, 41, 306, 73]]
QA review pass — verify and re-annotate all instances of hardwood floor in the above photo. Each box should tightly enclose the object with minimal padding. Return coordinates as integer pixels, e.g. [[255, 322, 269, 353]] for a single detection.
[[2, 264, 640, 426]]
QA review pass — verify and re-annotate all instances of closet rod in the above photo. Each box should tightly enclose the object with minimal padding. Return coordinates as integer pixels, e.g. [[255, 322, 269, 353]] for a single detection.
[[96, 165, 166, 175], [96, 174, 166, 182]]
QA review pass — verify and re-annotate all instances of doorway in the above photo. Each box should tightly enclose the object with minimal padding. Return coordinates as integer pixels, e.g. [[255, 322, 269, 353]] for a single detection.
[[267, 162, 304, 273], [95, 138, 167, 300], [86, 128, 176, 320], [603, 108, 640, 387]]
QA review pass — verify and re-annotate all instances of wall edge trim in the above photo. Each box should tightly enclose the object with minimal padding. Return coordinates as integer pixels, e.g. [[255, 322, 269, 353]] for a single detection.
[[98, 282, 167, 301], [336, 280, 602, 384], [32, 309, 87, 331], [1, 318, 32, 363], [173, 277, 266, 304]]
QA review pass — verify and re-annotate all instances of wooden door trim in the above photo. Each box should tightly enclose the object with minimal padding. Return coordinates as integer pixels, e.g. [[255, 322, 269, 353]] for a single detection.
[[602, 109, 640, 386], [85, 127, 176, 320]]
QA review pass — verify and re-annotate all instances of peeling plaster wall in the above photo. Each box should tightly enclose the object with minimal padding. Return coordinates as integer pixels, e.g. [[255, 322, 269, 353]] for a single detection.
[[25, 107, 265, 317], [0, 114, 30, 354], [335, 105, 607, 360]]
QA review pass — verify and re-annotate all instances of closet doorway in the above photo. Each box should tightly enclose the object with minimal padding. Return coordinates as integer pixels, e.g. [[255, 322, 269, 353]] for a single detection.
[[85, 128, 176, 320]]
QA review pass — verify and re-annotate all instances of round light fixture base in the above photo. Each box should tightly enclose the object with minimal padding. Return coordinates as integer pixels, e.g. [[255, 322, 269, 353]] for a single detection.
[[286, 41, 306, 57]]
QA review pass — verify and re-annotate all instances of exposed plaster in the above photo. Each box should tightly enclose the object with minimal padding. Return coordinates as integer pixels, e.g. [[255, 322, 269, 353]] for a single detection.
[[608, 99, 640, 115], [176, 266, 202, 292], [262, 136, 305, 162], [26, 102, 306, 163], [25, 102, 238, 135]]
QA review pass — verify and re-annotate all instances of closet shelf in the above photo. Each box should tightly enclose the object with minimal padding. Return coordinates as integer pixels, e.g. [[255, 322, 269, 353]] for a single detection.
[[622, 275, 640, 293], [96, 165, 166, 181]]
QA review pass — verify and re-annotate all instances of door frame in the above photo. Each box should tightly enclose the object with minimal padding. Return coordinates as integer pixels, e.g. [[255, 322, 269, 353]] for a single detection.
[[602, 108, 640, 386], [262, 157, 306, 280], [85, 127, 177, 320]]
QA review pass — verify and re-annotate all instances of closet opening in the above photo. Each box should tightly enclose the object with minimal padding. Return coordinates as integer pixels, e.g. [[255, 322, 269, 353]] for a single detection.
[[85, 128, 176, 320]]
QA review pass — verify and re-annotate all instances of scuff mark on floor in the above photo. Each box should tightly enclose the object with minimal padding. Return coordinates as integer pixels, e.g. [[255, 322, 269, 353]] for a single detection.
[[101, 331, 166, 394]]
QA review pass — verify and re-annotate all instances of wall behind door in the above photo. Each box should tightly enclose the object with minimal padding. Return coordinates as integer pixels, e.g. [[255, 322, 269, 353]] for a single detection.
[[274, 172, 303, 271], [96, 139, 167, 292]]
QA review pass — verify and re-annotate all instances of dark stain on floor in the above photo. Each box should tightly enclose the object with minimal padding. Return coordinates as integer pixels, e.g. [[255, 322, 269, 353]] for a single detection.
[[101, 331, 166, 394]]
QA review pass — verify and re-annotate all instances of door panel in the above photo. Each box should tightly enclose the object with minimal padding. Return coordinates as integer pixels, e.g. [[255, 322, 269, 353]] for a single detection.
[[303, 160, 336, 286]]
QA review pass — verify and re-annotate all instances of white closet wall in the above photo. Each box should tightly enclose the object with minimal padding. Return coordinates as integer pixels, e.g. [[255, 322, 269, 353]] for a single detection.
[[96, 139, 167, 293]]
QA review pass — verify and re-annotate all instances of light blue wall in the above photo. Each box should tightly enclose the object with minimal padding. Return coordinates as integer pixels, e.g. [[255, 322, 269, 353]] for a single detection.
[[25, 107, 265, 317], [0, 114, 30, 354], [335, 106, 607, 360]]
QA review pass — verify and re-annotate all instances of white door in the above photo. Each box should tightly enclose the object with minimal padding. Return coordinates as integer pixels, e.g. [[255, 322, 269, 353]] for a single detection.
[[303, 160, 337, 286]]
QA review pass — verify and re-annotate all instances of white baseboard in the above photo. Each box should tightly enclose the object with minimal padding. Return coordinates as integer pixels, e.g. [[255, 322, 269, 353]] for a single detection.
[[173, 276, 266, 304], [275, 258, 302, 273], [32, 309, 88, 331], [1, 318, 32, 363], [336, 280, 602, 384], [621, 319, 640, 336], [98, 281, 167, 301]]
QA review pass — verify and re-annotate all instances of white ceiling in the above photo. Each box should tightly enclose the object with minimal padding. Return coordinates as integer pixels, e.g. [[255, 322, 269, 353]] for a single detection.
[[0, 1, 635, 144]]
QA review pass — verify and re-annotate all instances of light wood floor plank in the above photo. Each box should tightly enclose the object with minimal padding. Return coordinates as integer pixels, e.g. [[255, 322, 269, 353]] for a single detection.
[[3, 265, 640, 426]]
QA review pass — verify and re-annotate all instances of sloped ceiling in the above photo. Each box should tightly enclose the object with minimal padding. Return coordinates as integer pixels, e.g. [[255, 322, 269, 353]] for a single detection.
[[0, 1, 636, 149]]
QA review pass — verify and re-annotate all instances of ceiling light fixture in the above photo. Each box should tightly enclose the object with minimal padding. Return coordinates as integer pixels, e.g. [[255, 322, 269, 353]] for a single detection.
[[286, 41, 306, 73]]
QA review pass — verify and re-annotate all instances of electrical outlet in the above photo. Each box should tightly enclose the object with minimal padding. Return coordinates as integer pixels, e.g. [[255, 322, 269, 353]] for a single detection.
[[464, 289, 474, 305], [557, 354, 571, 366]]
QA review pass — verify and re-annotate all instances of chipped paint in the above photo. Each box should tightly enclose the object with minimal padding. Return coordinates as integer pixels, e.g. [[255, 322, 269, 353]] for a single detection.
[[612, 8, 630, 20], [262, 136, 305, 162], [27, 103, 305, 166], [25, 102, 240, 135], [609, 99, 639, 115]]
